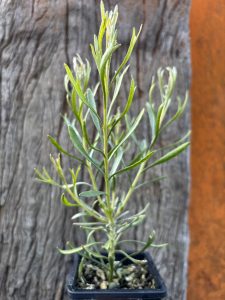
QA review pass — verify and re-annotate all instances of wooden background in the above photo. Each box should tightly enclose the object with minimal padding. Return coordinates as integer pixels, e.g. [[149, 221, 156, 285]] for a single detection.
[[0, 1, 191, 299]]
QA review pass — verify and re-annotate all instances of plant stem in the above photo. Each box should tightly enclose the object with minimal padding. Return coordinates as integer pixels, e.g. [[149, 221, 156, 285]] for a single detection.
[[101, 62, 116, 282], [116, 161, 147, 217]]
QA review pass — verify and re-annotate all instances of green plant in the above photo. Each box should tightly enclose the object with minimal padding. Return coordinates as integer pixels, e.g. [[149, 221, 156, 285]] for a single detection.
[[35, 2, 190, 284]]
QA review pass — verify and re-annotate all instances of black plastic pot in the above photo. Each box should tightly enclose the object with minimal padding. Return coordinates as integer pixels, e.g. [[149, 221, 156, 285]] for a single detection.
[[66, 252, 167, 300]]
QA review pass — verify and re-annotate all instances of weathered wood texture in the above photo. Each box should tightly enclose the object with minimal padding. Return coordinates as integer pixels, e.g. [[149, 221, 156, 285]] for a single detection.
[[0, 1, 191, 299]]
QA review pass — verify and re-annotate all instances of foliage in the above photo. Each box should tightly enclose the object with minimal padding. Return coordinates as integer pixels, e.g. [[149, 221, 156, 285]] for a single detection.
[[35, 1, 190, 283]]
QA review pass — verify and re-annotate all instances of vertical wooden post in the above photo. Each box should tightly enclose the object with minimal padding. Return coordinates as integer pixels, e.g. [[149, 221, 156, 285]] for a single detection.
[[189, 1, 225, 299]]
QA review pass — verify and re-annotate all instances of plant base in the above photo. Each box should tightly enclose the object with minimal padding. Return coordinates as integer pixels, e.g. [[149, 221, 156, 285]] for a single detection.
[[66, 252, 167, 300]]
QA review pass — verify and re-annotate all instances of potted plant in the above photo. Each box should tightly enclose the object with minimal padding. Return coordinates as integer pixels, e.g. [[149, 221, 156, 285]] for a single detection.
[[35, 2, 190, 299]]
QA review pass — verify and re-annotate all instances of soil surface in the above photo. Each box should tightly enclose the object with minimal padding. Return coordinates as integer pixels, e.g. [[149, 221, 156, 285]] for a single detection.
[[77, 260, 157, 290]]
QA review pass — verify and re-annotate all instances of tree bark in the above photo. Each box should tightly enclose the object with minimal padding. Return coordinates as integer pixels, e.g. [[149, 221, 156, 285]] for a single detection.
[[0, 1, 191, 299]]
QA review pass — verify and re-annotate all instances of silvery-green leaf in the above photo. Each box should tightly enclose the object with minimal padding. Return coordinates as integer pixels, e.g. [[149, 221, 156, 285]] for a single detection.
[[110, 151, 154, 178], [64, 64, 101, 122], [162, 92, 189, 130], [146, 102, 156, 144], [117, 250, 146, 265], [58, 242, 98, 255], [109, 148, 123, 176], [68, 125, 103, 174], [108, 65, 130, 116], [134, 176, 167, 190], [111, 26, 142, 84], [108, 78, 136, 136], [100, 44, 120, 81], [71, 212, 88, 220], [79, 190, 105, 198], [86, 89, 103, 139]]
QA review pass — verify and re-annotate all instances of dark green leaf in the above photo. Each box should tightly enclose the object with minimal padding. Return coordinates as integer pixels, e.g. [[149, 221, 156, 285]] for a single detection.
[[48, 135, 83, 163], [144, 142, 190, 171]]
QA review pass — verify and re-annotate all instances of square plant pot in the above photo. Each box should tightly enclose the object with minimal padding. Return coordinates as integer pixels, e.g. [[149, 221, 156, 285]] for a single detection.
[[66, 252, 167, 300]]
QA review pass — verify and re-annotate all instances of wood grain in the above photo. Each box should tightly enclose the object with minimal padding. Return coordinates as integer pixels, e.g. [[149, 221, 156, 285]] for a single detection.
[[189, 0, 225, 299], [0, 1, 191, 299]]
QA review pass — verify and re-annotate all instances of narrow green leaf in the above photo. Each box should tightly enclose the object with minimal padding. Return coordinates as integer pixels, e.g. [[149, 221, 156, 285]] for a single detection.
[[144, 142, 190, 171], [48, 135, 83, 162], [86, 249, 107, 260], [98, 16, 107, 55], [109, 108, 145, 160], [151, 243, 168, 248], [140, 231, 156, 252], [108, 65, 130, 116], [79, 190, 105, 198], [100, 44, 120, 80], [68, 125, 103, 174], [111, 25, 142, 84], [70, 88, 80, 121], [117, 250, 146, 265], [61, 194, 77, 207], [86, 89, 102, 139], [100, 1, 106, 22], [124, 115, 140, 148], [117, 240, 146, 245], [58, 242, 97, 255], [71, 212, 88, 220], [117, 239, 167, 248], [69, 166, 81, 196], [90, 43, 99, 67], [108, 78, 136, 136], [34, 168, 46, 181], [156, 131, 191, 152], [69, 167, 80, 185], [64, 64, 101, 122], [73, 222, 104, 226], [155, 103, 164, 135], [110, 151, 154, 178], [159, 97, 171, 127], [109, 148, 123, 176], [128, 151, 144, 166], [134, 176, 167, 190], [123, 203, 150, 221], [75, 181, 93, 187], [117, 215, 145, 234], [146, 102, 156, 144], [83, 123, 104, 157], [162, 92, 189, 130]]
